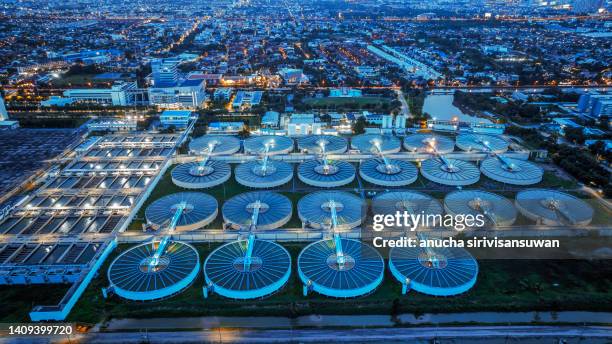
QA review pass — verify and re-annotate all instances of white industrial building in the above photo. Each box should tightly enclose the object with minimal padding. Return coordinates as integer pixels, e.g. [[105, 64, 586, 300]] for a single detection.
[[63, 81, 139, 106], [148, 79, 206, 109], [87, 118, 137, 132], [284, 113, 322, 136]]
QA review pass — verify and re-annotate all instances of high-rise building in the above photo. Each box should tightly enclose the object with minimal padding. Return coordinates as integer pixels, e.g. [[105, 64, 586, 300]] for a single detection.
[[151, 58, 180, 87], [591, 99, 612, 118], [578, 92, 612, 117]]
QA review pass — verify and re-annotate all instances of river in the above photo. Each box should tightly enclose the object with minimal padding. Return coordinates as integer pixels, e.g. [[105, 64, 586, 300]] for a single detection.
[[422, 94, 492, 123]]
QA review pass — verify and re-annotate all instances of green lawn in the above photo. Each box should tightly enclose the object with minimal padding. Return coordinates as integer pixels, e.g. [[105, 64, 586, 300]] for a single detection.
[[0, 284, 70, 322], [49, 74, 101, 87], [65, 241, 612, 325], [540, 171, 578, 189]]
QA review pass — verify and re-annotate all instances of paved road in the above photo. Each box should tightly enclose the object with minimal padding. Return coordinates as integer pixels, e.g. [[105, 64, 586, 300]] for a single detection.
[[395, 89, 411, 117], [1, 326, 611, 343]]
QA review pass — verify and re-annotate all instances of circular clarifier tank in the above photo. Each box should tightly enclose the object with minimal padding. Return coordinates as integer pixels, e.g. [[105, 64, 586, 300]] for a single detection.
[[389, 244, 478, 296], [420, 157, 480, 186], [235, 160, 293, 188], [204, 239, 291, 299], [480, 156, 543, 185], [298, 238, 384, 298], [297, 135, 348, 154], [515, 189, 594, 226], [403, 133, 455, 154], [243, 135, 294, 155], [297, 191, 365, 230], [108, 241, 200, 301], [145, 192, 218, 231], [222, 191, 292, 230], [444, 190, 517, 228], [359, 158, 418, 187], [456, 133, 508, 153], [351, 134, 401, 154], [297, 159, 355, 188], [171, 161, 231, 189], [189, 135, 241, 155]]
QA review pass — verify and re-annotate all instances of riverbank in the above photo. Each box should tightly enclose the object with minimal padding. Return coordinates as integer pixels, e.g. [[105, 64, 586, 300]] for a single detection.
[[99, 311, 612, 332]]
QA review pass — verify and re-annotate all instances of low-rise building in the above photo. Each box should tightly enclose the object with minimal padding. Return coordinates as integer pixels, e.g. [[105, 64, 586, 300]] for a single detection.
[[160, 110, 194, 128], [232, 91, 263, 110], [87, 118, 137, 132], [63, 81, 138, 106], [213, 87, 233, 101], [329, 88, 362, 98], [207, 121, 245, 134]]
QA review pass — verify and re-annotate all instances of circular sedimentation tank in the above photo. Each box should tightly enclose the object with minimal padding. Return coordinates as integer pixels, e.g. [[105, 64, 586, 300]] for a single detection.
[[108, 241, 200, 301], [298, 191, 365, 230], [389, 244, 478, 296], [403, 133, 455, 154], [420, 157, 480, 186], [298, 238, 384, 298], [171, 161, 231, 189], [456, 133, 508, 153], [444, 190, 517, 228], [297, 135, 348, 154], [372, 191, 443, 230], [297, 159, 355, 188], [145, 192, 218, 231], [480, 156, 543, 185], [204, 239, 291, 299], [235, 160, 293, 188], [359, 158, 418, 186], [189, 135, 241, 155], [243, 135, 294, 155], [222, 191, 292, 230], [350, 134, 401, 154], [515, 189, 594, 226]]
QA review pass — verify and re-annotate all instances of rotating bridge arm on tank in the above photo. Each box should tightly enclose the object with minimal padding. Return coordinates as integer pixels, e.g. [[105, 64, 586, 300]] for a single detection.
[[475, 137, 492, 153], [150, 201, 186, 267], [258, 142, 273, 176], [438, 155, 456, 171], [424, 136, 440, 155], [243, 199, 264, 271], [470, 197, 497, 226], [327, 199, 346, 270], [416, 233, 441, 269], [494, 154, 518, 171], [319, 139, 332, 171], [196, 141, 218, 170], [372, 139, 395, 174]]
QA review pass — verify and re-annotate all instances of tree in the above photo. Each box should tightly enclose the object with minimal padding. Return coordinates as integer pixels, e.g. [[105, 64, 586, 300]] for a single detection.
[[352, 117, 366, 135], [564, 127, 585, 145], [319, 114, 331, 123], [238, 125, 251, 139]]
